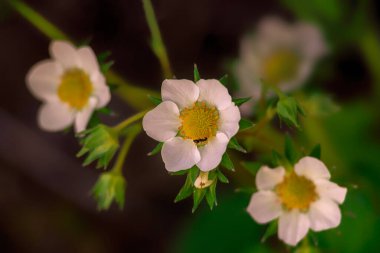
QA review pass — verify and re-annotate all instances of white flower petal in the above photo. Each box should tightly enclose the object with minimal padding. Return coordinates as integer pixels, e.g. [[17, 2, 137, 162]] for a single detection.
[[161, 79, 199, 109], [256, 166, 285, 191], [74, 97, 97, 133], [218, 104, 241, 138], [197, 79, 232, 110], [91, 72, 111, 108], [196, 132, 229, 172], [278, 210, 310, 246], [161, 137, 201, 172], [26, 60, 62, 102], [38, 102, 75, 131], [142, 101, 181, 142], [295, 156, 330, 180], [49, 41, 79, 69], [316, 179, 347, 204], [247, 191, 282, 224], [309, 199, 341, 232], [77, 46, 100, 74], [295, 23, 327, 60]]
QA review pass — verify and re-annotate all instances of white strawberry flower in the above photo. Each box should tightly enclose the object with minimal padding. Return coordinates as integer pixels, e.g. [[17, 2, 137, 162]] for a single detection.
[[236, 17, 327, 111], [26, 41, 111, 133], [247, 156, 347, 246], [143, 79, 241, 172]]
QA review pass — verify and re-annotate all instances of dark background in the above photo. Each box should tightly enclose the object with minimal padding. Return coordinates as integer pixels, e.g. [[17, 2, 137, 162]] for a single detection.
[[0, 0, 380, 252]]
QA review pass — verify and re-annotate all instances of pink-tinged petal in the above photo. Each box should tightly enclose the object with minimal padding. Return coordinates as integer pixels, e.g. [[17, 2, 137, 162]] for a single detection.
[[256, 166, 285, 191], [161, 137, 200, 172], [309, 199, 341, 232], [218, 104, 241, 138], [295, 156, 331, 180], [26, 60, 62, 102], [197, 79, 232, 110], [247, 191, 282, 224], [37, 102, 75, 131], [77, 46, 100, 74], [315, 179, 347, 204], [74, 97, 97, 133], [142, 101, 181, 142], [161, 79, 199, 109], [278, 210, 310, 246], [196, 132, 229, 172], [91, 72, 111, 108], [49, 41, 79, 69]]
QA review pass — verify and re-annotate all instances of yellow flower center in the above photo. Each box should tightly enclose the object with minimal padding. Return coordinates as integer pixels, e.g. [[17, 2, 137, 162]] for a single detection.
[[179, 102, 219, 145], [275, 172, 318, 211], [57, 68, 93, 110], [262, 49, 300, 85]]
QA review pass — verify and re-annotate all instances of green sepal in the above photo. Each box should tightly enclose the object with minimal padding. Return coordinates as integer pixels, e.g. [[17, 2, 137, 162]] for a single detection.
[[77, 124, 119, 169], [194, 64, 201, 82], [216, 169, 229, 183], [219, 74, 228, 86], [91, 172, 126, 210], [228, 137, 247, 153], [174, 166, 199, 203], [284, 135, 299, 165], [276, 96, 305, 129], [239, 118, 255, 131], [148, 94, 162, 105], [205, 180, 218, 210], [309, 144, 321, 159], [261, 220, 278, 243], [148, 142, 163, 156], [232, 97, 251, 106], [220, 152, 235, 171], [192, 188, 206, 213]]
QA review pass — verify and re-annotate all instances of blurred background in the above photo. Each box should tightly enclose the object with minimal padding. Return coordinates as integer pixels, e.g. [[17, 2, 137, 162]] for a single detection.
[[1, 0, 380, 252]]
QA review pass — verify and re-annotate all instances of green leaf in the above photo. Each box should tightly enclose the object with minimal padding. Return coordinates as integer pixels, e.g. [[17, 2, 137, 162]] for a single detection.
[[192, 188, 206, 213], [97, 51, 112, 63], [220, 152, 235, 171], [232, 97, 251, 106], [228, 137, 247, 153], [100, 61, 114, 74], [96, 107, 113, 115], [148, 142, 163, 156], [261, 221, 278, 242], [241, 161, 261, 176], [284, 135, 298, 165], [194, 64, 201, 82], [239, 118, 255, 131], [219, 74, 228, 86], [216, 170, 229, 183], [148, 95, 162, 105], [309, 144, 321, 159]]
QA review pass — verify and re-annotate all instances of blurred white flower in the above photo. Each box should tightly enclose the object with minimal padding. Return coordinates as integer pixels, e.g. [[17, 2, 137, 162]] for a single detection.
[[27, 41, 111, 133], [236, 17, 327, 112], [247, 156, 347, 246], [143, 79, 241, 172]]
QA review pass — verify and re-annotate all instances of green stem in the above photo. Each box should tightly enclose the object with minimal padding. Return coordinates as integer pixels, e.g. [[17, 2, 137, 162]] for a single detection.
[[112, 124, 142, 174], [113, 110, 148, 132], [8, 0, 159, 110], [142, 0, 173, 78]]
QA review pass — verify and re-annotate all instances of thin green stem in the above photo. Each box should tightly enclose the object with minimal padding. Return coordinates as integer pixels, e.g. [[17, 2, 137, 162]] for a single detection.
[[112, 124, 142, 174], [8, 0, 159, 110], [113, 110, 148, 132], [142, 0, 173, 78]]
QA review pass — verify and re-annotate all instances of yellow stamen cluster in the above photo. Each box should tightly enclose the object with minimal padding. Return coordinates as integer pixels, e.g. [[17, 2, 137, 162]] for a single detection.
[[58, 68, 93, 110], [179, 102, 219, 145], [275, 172, 318, 211], [262, 49, 300, 85]]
